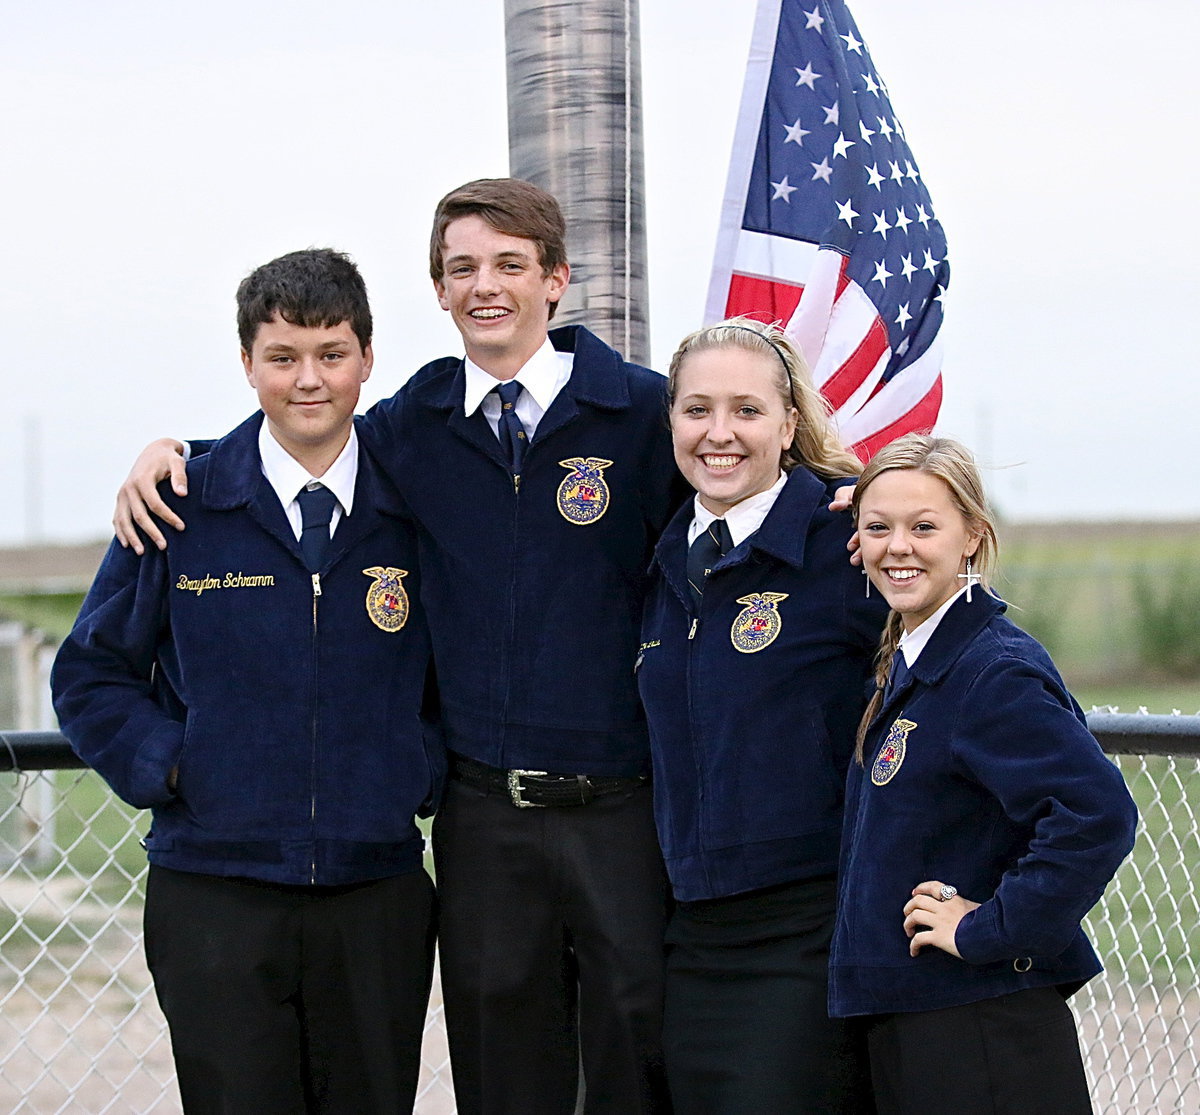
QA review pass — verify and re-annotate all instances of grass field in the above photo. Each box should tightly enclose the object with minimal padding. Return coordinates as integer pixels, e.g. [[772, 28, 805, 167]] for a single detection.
[[1074, 681, 1200, 715], [0, 592, 83, 644], [1000, 519, 1200, 692]]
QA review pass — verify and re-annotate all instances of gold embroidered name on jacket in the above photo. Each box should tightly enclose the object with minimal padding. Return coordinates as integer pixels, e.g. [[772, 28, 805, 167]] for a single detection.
[[175, 573, 276, 596]]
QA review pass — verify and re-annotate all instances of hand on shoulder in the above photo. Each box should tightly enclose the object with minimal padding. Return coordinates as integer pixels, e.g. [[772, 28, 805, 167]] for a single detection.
[[113, 439, 188, 553]]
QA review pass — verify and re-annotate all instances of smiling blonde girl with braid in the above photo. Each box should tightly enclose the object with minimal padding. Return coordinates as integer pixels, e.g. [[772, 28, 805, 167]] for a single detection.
[[831, 434, 1138, 1115]]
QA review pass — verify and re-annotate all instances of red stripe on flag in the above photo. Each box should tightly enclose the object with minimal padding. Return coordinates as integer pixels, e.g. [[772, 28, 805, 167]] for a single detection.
[[848, 375, 943, 462], [724, 274, 804, 322], [820, 317, 889, 411]]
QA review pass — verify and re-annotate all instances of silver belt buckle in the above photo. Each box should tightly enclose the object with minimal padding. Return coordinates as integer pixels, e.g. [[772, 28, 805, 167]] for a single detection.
[[507, 768, 549, 808]]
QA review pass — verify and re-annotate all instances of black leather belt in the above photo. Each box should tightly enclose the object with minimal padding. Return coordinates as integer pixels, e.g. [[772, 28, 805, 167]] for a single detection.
[[449, 754, 648, 809]]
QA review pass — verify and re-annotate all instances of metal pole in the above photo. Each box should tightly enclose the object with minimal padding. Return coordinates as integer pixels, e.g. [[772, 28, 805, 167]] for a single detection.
[[504, 0, 651, 365]]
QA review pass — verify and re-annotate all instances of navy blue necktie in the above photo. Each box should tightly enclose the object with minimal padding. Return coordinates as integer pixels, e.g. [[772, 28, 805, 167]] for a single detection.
[[885, 651, 910, 701], [297, 485, 337, 572], [493, 380, 527, 473], [687, 518, 733, 611]]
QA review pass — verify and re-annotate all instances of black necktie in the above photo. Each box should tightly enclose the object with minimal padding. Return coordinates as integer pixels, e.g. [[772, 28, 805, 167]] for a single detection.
[[297, 485, 338, 572], [884, 651, 910, 701], [687, 518, 733, 611], [493, 380, 527, 473]]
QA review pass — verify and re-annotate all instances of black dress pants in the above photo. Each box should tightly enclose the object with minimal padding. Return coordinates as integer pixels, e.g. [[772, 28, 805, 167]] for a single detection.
[[143, 865, 436, 1115], [663, 878, 874, 1114], [432, 776, 671, 1115], [864, 986, 1093, 1114]]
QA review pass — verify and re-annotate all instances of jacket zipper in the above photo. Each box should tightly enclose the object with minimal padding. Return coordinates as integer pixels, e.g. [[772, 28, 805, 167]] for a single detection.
[[499, 469, 521, 766], [310, 572, 321, 884], [685, 607, 706, 814]]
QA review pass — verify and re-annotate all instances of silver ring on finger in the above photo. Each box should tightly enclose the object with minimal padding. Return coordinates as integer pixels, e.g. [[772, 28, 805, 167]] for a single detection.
[[938, 884, 958, 902]]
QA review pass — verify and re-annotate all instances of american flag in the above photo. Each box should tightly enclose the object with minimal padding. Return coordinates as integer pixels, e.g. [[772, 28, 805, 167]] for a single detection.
[[707, 0, 949, 460]]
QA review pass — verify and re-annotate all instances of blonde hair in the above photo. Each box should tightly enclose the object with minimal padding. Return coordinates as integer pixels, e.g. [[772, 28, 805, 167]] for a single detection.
[[851, 434, 999, 760], [667, 317, 862, 480]]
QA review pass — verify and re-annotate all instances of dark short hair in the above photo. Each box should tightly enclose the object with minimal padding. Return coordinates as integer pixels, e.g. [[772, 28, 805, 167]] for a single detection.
[[236, 248, 372, 352], [429, 178, 568, 319]]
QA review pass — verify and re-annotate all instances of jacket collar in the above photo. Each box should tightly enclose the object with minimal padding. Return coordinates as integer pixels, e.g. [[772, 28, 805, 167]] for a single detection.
[[200, 412, 270, 511], [907, 590, 1006, 686], [542, 325, 633, 410], [420, 325, 634, 463], [423, 324, 634, 413], [874, 591, 1007, 722], [651, 466, 840, 606], [743, 466, 835, 569], [324, 440, 406, 562], [424, 324, 628, 410], [198, 411, 402, 567]]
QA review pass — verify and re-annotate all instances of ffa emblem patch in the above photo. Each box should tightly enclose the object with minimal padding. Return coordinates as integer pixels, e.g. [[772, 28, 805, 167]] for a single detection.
[[871, 718, 916, 786], [362, 567, 410, 632], [730, 593, 789, 653], [556, 458, 613, 524]]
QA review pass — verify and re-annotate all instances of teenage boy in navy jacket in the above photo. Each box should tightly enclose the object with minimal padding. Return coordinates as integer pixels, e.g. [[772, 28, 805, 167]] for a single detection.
[[53, 250, 440, 1115], [112, 182, 682, 1114]]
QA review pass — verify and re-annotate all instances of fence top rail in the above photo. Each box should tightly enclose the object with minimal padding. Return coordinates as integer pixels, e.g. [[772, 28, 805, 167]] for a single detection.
[[3, 715, 1200, 773], [0, 731, 88, 771], [1085, 711, 1200, 757]]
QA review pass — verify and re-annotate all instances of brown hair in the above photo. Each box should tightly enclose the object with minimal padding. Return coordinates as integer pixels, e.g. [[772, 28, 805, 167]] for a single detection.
[[236, 248, 371, 353], [667, 317, 862, 481], [429, 178, 569, 319], [851, 434, 999, 760]]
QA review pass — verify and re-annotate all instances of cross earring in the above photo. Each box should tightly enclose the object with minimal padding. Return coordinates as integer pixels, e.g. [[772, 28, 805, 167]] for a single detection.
[[958, 556, 981, 602]]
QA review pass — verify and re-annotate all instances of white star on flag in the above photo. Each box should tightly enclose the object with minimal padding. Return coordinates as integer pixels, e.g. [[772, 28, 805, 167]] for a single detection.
[[794, 62, 820, 88], [784, 119, 811, 145], [771, 176, 798, 202]]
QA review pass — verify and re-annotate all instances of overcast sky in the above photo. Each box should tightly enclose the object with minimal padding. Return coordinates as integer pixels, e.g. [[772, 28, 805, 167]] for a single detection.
[[2, 0, 1196, 546]]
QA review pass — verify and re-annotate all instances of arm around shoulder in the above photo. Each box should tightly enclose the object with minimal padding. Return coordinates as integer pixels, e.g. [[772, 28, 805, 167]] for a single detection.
[[354, 386, 417, 495]]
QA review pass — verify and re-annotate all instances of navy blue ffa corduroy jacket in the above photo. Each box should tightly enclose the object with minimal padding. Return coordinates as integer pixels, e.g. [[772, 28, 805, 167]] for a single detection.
[[358, 325, 685, 776], [52, 413, 442, 887], [828, 592, 1138, 1017], [637, 467, 887, 901]]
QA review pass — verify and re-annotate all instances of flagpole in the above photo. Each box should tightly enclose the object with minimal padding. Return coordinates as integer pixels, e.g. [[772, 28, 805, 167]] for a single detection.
[[504, 0, 651, 365]]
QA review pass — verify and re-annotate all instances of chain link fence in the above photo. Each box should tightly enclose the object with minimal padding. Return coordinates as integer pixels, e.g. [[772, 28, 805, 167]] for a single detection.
[[0, 726, 1195, 1114], [1077, 751, 1200, 1114], [0, 762, 456, 1114]]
